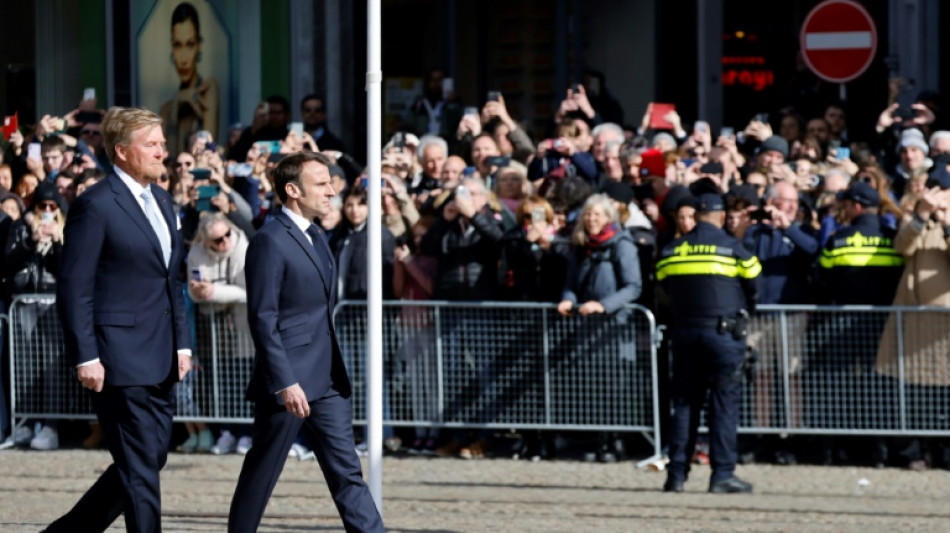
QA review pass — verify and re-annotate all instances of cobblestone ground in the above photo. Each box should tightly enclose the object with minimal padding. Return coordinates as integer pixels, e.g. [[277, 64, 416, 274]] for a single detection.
[[3, 449, 950, 532]]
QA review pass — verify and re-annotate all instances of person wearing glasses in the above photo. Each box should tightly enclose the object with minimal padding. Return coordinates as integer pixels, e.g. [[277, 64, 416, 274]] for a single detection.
[[186, 213, 251, 455], [300, 94, 344, 152], [2, 182, 67, 451]]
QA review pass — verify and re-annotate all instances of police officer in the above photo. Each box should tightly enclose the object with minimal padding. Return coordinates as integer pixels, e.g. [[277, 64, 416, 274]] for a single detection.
[[819, 181, 904, 304], [817, 180, 904, 465], [656, 193, 761, 493]]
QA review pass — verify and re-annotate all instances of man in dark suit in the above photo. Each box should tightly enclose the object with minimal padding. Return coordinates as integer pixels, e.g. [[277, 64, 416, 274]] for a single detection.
[[228, 151, 384, 532], [47, 107, 192, 532]]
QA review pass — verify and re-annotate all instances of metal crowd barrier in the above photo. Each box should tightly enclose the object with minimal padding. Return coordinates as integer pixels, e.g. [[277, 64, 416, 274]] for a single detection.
[[11, 294, 950, 449], [333, 301, 660, 438], [6, 295, 661, 454], [734, 304, 950, 437]]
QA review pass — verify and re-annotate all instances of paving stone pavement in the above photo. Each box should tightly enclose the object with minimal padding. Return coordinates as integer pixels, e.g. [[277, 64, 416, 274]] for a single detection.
[[2, 449, 950, 532]]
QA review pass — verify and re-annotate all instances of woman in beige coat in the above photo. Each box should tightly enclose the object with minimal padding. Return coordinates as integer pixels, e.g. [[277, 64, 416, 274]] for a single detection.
[[875, 182, 950, 469]]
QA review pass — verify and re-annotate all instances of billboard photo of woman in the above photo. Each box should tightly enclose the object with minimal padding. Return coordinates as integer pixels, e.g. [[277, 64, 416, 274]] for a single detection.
[[137, 0, 230, 156]]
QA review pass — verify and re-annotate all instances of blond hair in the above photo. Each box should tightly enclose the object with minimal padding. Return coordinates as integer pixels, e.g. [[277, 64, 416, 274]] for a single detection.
[[101, 107, 163, 164], [572, 194, 619, 246]]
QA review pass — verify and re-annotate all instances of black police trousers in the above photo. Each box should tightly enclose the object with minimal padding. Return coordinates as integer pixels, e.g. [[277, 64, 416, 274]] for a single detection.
[[666, 326, 745, 485]]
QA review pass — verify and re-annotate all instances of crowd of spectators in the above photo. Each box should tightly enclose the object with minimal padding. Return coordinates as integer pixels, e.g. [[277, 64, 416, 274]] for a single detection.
[[1, 70, 949, 468]]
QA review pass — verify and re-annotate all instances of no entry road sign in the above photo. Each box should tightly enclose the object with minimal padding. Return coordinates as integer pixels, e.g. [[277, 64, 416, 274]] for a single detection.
[[800, 0, 877, 83]]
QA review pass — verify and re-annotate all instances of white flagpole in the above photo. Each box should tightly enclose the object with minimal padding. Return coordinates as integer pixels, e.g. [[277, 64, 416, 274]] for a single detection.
[[365, 0, 384, 514]]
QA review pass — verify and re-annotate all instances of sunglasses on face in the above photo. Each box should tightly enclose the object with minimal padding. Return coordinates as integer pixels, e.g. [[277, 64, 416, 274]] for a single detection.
[[211, 230, 232, 245], [37, 202, 58, 212]]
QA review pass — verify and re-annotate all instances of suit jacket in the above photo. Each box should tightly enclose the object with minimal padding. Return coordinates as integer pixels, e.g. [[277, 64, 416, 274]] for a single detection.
[[58, 174, 190, 386], [244, 209, 351, 403]]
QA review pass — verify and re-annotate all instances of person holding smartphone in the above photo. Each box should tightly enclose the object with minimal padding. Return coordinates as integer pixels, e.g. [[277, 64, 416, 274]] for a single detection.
[[2, 182, 67, 451], [501, 196, 568, 302]]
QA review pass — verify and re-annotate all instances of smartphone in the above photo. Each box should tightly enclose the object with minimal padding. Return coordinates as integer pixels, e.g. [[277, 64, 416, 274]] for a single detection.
[[205, 141, 218, 153], [455, 185, 470, 198], [462, 166, 476, 177], [41, 212, 56, 225], [77, 111, 101, 124], [83, 87, 96, 101], [228, 162, 253, 177], [572, 83, 583, 92], [754, 112, 769, 124], [485, 155, 510, 168], [836, 147, 851, 161], [28, 142, 42, 161], [487, 91, 501, 102], [442, 77, 455, 99], [392, 132, 406, 149], [531, 207, 546, 223], [720, 126, 735, 138], [196, 130, 212, 141], [894, 80, 917, 121], [196, 184, 220, 212], [694, 121, 710, 134], [289, 122, 304, 136], [750, 208, 772, 222], [53, 118, 66, 131], [254, 140, 281, 153], [463, 106, 479, 117], [190, 168, 212, 181], [190, 268, 202, 282]]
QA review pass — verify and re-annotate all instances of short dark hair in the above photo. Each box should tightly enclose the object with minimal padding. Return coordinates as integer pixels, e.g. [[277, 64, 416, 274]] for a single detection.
[[266, 95, 290, 114], [301, 94, 325, 108], [273, 151, 332, 203], [41, 135, 67, 154]]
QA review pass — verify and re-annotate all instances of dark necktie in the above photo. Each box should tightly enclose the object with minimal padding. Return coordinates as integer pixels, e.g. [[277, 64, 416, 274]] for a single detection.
[[306, 224, 333, 271]]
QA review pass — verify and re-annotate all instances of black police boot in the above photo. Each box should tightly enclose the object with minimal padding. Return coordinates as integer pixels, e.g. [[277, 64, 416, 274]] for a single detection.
[[709, 475, 753, 493], [663, 476, 684, 493]]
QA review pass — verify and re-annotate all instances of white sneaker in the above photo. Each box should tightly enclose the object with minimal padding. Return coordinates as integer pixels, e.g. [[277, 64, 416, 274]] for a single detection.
[[30, 426, 59, 451], [288, 443, 309, 458], [298, 449, 316, 461], [211, 431, 237, 455], [236, 436, 253, 455], [1, 425, 32, 450]]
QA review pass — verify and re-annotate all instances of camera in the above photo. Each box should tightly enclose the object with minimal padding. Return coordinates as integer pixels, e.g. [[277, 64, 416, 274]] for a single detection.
[[750, 208, 771, 222]]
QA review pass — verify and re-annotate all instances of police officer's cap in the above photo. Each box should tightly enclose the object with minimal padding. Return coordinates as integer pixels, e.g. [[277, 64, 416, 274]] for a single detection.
[[835, 181, 879, 207], [696, 193, 725, 213]]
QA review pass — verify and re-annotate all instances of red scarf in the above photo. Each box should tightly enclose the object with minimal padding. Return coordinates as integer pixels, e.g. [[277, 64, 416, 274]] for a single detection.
[[586, 222, 618, 252]]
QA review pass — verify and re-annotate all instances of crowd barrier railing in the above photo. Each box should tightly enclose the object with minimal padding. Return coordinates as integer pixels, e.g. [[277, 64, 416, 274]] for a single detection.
[[6, 296, 662, 459], [11, 295, 950, 454], [733, 304, 950, 437]]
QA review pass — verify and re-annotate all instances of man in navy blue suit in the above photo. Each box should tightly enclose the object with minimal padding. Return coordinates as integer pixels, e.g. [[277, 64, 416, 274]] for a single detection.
[[228, 151, 384, 532], [47, 107, 192, 532]]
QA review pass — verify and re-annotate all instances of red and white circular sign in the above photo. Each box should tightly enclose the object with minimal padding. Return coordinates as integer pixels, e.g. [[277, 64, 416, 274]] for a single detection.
[[800, 0, 878, 83]]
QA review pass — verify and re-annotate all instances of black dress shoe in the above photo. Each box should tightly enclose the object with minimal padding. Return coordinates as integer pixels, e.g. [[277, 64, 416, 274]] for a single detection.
[[663, 478, 684, 493], [709, 476, 753, 493]]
